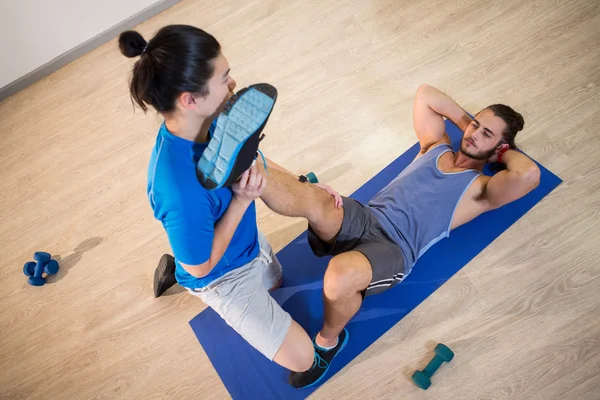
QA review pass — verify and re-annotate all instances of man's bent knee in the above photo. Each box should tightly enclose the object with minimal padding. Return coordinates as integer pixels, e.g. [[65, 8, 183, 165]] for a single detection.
[[299, 184, 328, 218], [323, 253, 372, 300], [306, 188, 344, 242]]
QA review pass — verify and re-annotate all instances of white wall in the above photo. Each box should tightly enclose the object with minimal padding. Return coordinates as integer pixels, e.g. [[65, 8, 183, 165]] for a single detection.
[[0, 0, 160, 89]]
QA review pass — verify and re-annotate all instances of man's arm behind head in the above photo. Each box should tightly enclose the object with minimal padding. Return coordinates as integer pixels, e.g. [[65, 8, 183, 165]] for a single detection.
[[413, 84, 473, 152], [480, 150, 541, 210]]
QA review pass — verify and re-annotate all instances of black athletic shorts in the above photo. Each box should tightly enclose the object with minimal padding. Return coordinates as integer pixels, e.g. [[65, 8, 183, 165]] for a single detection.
[[307, 196, 407, 297]]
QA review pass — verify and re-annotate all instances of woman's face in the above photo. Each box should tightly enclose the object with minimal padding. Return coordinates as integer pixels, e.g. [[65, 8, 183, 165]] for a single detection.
[[195, 52, 237, 118]]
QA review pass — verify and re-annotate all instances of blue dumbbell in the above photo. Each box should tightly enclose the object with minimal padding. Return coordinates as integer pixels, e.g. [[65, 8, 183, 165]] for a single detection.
[[23, 252, 59, 286]]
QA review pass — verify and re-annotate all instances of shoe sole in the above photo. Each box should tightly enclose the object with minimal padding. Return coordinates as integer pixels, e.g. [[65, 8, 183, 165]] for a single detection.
[[197, 83, 277, 190], [301, 328, 350, 389], [153, 254, 176, 298]]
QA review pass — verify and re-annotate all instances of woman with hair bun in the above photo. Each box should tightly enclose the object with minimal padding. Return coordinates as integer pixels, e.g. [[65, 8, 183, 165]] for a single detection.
[[119, 25, 315, 376]]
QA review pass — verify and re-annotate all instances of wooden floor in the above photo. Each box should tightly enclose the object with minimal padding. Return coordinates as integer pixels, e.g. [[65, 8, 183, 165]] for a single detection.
[[1, 0, 599, 398]]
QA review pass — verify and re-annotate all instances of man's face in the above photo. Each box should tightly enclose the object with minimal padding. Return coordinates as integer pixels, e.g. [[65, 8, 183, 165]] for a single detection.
[[460, 109, 507, 160]]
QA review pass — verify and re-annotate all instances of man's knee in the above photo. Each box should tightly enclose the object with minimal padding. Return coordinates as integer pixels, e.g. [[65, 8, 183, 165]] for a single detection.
[[305, 187, 344, 244], [306, 185, 336, 221], [323, 254, 371, 300]]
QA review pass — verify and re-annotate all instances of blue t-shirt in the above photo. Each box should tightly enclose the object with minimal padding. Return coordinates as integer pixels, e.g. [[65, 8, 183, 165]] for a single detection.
[[147, 122, 259, 289]]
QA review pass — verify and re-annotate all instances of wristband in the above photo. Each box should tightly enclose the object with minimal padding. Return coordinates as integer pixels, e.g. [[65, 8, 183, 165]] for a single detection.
[[497, 147, 509, 164]]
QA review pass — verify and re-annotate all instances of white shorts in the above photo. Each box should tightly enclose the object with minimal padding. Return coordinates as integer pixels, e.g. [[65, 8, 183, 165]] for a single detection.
[[187, 231, 292, 360]]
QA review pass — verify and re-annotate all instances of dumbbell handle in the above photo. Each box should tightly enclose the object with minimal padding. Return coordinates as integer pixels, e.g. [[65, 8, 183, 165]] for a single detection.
[[34, 260, 46, 277], [422, 355, 444, 377]]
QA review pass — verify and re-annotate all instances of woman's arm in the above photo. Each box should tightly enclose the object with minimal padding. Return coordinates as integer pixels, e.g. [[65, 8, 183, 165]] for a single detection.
[[180, 165, 266, 278], [180, 198, 250, 278]]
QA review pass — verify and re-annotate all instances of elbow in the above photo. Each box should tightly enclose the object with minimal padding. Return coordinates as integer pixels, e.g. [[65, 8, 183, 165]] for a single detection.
[[520, 164, 541, 190], [528, 164, 541, 188], [417, 83, 432, 97]]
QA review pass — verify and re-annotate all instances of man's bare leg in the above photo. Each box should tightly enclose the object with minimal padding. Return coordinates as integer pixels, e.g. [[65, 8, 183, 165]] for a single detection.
[[256, 159, 371, 343], [257, 160, 343, 243], [288, 250, 373, 388], [316, 251, 372, 347]]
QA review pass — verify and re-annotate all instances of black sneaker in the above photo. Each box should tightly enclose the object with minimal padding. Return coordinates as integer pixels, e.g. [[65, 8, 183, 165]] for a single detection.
[[153, 254, 177, 297], [288, 328, 350, 389], [196, 83, 278, 190]]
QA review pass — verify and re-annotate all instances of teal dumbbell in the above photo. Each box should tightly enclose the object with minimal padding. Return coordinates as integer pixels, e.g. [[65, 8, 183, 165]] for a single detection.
[[299, 172, 318, 184], [411, 343, 454, 390], [306, 172, 318, 184]]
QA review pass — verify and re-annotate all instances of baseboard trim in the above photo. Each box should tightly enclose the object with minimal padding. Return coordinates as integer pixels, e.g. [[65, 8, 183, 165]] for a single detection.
[[0, 0, 182, 103]]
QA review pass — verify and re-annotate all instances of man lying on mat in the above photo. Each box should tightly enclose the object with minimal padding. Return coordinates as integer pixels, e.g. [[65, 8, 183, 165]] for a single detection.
[[256, 84, 541, 388]]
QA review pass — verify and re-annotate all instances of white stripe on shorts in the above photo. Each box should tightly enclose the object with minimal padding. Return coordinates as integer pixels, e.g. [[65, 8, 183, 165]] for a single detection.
[[367, 272, 405, 290]]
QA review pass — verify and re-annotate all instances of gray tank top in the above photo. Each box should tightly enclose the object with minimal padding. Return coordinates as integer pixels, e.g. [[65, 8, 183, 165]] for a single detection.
[[368, 143, 481, 269]]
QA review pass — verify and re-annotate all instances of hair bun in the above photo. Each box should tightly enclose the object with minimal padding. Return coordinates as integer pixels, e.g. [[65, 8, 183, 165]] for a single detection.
[[516, 115, 525, 132], [119, 30, 147, 58]]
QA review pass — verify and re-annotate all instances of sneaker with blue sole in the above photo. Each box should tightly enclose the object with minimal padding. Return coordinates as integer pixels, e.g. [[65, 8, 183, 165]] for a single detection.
[[289, 328, 350, 389], [196, 83, 278, 190]]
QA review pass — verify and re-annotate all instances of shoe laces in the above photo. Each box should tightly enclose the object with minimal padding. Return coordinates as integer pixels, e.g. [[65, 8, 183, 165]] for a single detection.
[[313, 351, 328, 369], [256, 149, 270, 176]]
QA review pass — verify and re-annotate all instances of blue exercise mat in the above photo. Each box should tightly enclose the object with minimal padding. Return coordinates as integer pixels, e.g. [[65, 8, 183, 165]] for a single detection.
[[189, 119, 562, 399]]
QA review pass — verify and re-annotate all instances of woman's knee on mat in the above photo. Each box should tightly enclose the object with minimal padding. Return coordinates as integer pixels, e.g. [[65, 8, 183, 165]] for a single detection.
[[323, 252, 373, 300], [273, 320, 314, 372]]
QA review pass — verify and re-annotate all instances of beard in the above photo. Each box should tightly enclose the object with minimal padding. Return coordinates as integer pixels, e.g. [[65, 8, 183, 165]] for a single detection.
[[460, 142, 498, 161]]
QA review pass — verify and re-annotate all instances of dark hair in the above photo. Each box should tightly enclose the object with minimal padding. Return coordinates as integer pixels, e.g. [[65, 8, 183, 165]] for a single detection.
[[483, 104, 524, 149], [118, 25, 221, 114]]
